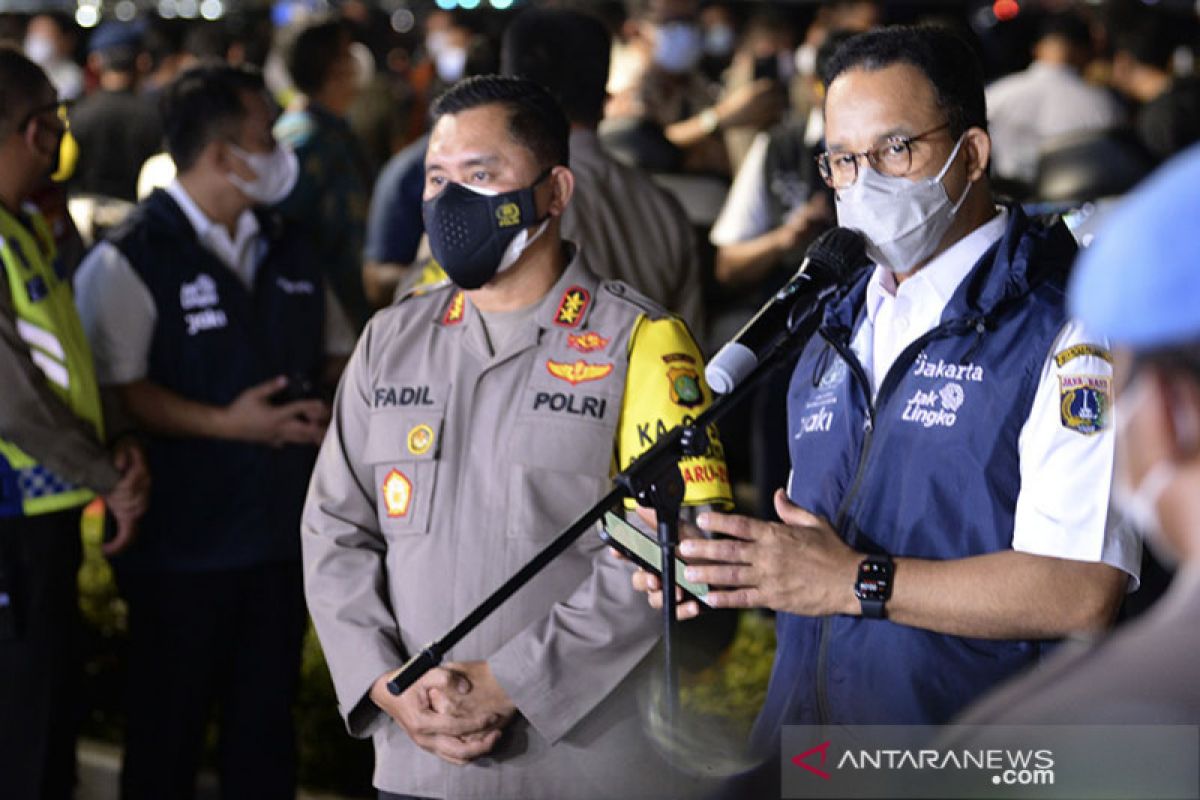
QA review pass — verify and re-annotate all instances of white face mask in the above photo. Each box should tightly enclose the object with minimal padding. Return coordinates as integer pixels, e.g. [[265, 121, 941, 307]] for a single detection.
[[426, 29, 450, 58], [461, 182, 551, 276], [794, 43, 818, 78], [703, 24, 735, 58], [1112, 461, 1180, 568], [436, 46, 467, 84], [227, 142, 299, 205], [24, 35, 55, 66], [654, 22, 704, 74], [1111, 379, 1182, 566], [835, 133, 972, 275]]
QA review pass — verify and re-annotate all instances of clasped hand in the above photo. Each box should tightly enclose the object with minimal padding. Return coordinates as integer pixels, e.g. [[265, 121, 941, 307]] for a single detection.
[[370, 660, 516, 766]]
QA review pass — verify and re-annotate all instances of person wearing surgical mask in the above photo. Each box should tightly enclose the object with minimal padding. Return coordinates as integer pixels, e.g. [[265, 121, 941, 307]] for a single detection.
[[607, 0, 783, 175], [628, 27, 1138, 794], [22, 13, 83, 101], [948, 143, 1200, 729], [72, 63, 355, 799]]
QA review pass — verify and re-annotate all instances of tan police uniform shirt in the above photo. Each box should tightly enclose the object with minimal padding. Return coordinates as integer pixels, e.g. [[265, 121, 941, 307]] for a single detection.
[[302, 248, 730, 799]]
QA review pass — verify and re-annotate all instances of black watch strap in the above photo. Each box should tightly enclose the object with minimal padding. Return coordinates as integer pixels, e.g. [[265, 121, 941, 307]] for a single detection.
[[855, 554, 894, 620]]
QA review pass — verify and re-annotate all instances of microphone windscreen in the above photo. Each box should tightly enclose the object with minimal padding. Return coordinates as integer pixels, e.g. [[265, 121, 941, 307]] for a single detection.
[[804, 227, 868, 282]]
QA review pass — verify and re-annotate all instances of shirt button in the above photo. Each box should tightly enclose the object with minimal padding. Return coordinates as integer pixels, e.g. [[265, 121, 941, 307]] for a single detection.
[[894, 316, 909, 331]]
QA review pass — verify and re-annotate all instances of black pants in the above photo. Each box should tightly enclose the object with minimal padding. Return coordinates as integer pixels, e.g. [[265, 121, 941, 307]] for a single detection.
[[0, 509, 84, 800], [117, 561, 307, 800]]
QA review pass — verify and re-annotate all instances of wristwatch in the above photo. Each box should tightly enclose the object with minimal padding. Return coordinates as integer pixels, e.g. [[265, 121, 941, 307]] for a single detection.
[[854, 554, 894, 619]]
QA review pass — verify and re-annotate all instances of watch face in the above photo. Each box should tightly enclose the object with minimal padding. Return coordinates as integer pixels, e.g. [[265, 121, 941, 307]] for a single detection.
[[855, 559, 892, 601]]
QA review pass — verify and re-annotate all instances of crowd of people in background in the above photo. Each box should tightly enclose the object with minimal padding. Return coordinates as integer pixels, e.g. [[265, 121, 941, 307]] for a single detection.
[[1, 0, 1199, 798]]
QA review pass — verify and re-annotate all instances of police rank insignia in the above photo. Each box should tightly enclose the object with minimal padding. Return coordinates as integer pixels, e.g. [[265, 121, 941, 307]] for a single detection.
[[664, 353, 703, 408], [442, 291, 465, 325], [567, 332, 609, 353], [546, 359, 613, 386], [495, 202, 521, 228], [1059, 375, 1111, 435], [382, 469, 413, 518], [406, 424, 435, 456], [554, 286, 590, 327]]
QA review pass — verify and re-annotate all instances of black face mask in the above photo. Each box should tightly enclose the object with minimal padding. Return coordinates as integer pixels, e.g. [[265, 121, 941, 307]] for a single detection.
[[422, 169, 551, 290]]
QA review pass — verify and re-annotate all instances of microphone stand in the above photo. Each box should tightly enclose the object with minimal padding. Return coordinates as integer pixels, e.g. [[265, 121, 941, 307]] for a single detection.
[[386, 285, 843, 735]]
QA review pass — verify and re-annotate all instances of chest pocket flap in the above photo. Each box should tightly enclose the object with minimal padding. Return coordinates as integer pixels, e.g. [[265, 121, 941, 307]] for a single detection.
[[363, 410, 443, 535]]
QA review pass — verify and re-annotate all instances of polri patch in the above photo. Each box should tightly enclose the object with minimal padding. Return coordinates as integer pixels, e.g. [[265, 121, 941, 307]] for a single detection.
[[664, 353, 703, 408], [554, 286, 590, 328], [1054, 343, 1113, 368], [1059, 375, 1110, 435]]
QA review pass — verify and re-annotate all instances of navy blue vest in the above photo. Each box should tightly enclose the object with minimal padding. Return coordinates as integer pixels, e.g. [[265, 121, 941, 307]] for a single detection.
[[110, 189, 325, 572], [757, 208, 1078, 736]]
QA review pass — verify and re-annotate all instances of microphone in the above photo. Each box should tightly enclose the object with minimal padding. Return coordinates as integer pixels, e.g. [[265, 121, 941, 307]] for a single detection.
[[705, 227, 866, 394]]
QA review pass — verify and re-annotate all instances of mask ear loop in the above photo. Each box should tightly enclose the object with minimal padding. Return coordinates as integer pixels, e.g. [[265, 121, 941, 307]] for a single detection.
[[528, 165, 558, 226], [935, 132, 972, 213]]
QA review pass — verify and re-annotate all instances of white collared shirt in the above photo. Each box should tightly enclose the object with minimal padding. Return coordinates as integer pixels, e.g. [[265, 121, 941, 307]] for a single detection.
[[163, 180, 262, 289], [843, 208, 1139, 587], [863, 209, 1010, 395]]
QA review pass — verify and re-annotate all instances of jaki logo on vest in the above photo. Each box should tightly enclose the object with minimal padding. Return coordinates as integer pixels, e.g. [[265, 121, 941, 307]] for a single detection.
[[794, 406, 834, 439], [185, 308, 228, 336]]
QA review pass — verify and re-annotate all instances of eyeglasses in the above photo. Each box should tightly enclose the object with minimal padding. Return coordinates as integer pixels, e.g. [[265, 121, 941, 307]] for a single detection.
[[19, 100, 71, 137], [816, 123, 951, 189]]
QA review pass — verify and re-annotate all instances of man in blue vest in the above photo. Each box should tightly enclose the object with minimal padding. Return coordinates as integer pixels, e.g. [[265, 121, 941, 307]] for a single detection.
[[633, 23, 1141, 772], [0, 46, 150, 800], [74, 63, 353, 799]]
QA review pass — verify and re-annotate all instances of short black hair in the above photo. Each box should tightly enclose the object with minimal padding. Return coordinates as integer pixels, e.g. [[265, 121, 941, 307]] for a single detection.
[[431, 75, 570, 170], [500, 9, 610, 127], [162, 63, 267, 172], [0, 45, 55, 140], [1113, 12, 1176, 72], [1037, 11, 1092, 51], [285, 19, 349, 96], [822, 25, 988, 138]]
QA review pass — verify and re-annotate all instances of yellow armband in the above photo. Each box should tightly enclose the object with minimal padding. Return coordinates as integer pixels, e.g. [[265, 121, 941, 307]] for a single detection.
[[617, 315, 733, 509]]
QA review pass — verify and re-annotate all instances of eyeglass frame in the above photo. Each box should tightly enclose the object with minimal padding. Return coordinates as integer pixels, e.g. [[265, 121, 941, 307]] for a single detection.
[[815, 122, 953, 189]]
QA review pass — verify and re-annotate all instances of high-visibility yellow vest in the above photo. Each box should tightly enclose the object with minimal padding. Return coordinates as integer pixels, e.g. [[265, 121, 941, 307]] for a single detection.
[[0, 203, 105, 516]]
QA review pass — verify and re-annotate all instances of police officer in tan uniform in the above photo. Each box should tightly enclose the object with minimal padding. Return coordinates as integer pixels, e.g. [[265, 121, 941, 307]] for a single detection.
[[302, 76, 731, 800]]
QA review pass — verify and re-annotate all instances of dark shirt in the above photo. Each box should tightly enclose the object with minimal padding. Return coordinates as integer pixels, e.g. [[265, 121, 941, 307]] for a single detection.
[[363, 134, 428, 267], [274, 104, 372, 330], [69, 89, 163, 203], [1137, 77, 1200, 163]]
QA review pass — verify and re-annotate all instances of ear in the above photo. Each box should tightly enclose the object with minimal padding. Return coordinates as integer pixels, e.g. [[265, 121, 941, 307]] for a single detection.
[[962, 127, 991, 183], [544, 165, 574, 218]]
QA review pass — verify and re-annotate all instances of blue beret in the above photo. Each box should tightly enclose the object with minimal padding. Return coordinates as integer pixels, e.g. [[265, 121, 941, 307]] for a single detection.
[[88, 20, 146, 55], [1067, 142, 1200, 350]]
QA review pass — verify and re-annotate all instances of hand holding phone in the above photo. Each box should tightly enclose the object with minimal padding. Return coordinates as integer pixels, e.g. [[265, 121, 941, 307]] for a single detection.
[[601, 511, 711, 607]]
